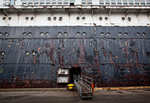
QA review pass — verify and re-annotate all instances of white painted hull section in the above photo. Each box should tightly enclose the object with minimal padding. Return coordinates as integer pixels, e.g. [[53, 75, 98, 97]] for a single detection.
[[0, 13, 150, 26]]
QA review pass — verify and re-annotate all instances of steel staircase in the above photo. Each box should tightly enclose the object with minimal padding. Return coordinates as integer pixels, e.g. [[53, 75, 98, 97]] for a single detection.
[[73, 75, 94, 99]]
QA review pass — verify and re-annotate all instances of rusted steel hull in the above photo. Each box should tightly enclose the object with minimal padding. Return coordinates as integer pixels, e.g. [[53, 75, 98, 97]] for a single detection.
[[0, 26, 150, 88]]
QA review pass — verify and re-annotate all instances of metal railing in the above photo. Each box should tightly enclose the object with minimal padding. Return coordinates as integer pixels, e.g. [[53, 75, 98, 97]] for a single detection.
[[74, 78, 82, 97], [21, 0, 71, 5], [74, 75, 93, 98], [99, 0, 150, 6], [2, 0, 150, 6], [21, 0, 150, 6]]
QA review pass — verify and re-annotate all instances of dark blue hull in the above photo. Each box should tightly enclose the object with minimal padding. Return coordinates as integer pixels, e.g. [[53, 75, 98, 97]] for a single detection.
[[0, 26, 150, 88]]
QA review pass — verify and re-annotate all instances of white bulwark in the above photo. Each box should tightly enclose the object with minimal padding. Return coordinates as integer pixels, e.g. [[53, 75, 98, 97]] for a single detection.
[[0, 0, 150, 26]]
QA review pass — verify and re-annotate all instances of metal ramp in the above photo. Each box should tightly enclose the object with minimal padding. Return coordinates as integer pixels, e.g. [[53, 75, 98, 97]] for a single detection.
[[74, 75, 94, 99]]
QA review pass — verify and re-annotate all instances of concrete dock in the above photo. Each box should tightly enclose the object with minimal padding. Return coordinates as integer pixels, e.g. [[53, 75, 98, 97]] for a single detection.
[[0, 89, 150, 103]]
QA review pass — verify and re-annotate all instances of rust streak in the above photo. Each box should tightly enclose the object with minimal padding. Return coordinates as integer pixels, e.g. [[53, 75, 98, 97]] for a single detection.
[[34, 56, 36, 65], [109, 53, 114, 64], [78, 39, 85, 63], [134, 53, 139, 63]]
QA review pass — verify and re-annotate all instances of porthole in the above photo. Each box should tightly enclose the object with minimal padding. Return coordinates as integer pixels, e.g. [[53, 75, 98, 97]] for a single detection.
[[8, 17, 11, 20], [0, 32, 2, 36], [99, 17, 102, 21], [124, 32, 128, 35], [96, 52, 99, 55], [141, 69, 144, 73], [23, 71, 26, 74], [76, 52, 80, 55], [59, 17, 62, 21], [118, 32, 122, 35], [22, 32, 27, 36], [58, 32, 62, 35], [127, 70, 130, 73], [31, 17, 34, 21], [53, 17, 57, 21], [137, 32, 140, 35], [64, 32, 68, 35], [28, 32, 32, 35], [109, 52, 112, 54], [128, 17, 131, 21], [45, 32, 49, 35], [47, 17, 51, 21], [1, 51, 5, 56], [76, 32, 80, 35], [2, 17, 6, 20], [76, 17, 80, 20], [32, 51, 36, 55], [106, 32, 110, 35], [25, 17, 29, 20], [40, 32, 44, 36], [31, 71, 34, 74], [4, 32, 8, 36], [122, 17, 125, 21], [82, 32, 86, 35], [105, 17, 108, 20], [25, 51, 29, 55], [57, 52, 60, 55], [82, 17, 85, 20], [142, 32, 146, 36], [101, 32, 104, 35]]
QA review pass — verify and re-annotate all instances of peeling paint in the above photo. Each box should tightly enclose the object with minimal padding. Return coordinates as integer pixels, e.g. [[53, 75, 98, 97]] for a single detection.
[[0, 26, 150, 88]]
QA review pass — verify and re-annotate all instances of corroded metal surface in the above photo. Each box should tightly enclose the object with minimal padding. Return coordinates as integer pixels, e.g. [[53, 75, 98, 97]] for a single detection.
[[0, 26, 150, 88]]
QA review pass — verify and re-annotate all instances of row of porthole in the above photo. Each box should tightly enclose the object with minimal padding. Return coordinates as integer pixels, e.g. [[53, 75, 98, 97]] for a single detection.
[[0, 32, 9, 36], [22, 32, 86, 36], [26, 51, 113, 56], [1, 51, 37, 56], [2, 17, 12, 20], [23, 32, 32, 36], [24, 17, 63, 21], [47, 17, 63, 21], [23, 32, 67, 36], [47, 16, 131, 21], [0, 32, 146, 36], [122, 17, 131, 21], [23, 32, 50, 36], [40, 32, 50, 35], [0, 50, 147, 57], [73, 32, 145, 36], [2, 16, 132, 21], [3, 17, 36, 21], [99, 17, 131, 21], [25, 17, 63, 21], [101, 32, 146, 36], [58, 32, 68, 35], [57, 32, 86, 35], [25, 17, 34, 21], [26, 51, 36, 56]]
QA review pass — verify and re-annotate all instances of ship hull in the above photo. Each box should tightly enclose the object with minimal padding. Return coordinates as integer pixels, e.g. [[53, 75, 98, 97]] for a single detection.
[[0, 26, 150, 88]]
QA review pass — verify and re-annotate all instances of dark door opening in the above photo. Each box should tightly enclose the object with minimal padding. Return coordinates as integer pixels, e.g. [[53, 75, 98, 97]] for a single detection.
[[69, 67, 81, 83]]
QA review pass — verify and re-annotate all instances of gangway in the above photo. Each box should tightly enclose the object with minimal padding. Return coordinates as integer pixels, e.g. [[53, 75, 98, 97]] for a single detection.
[[73, 75, 94, 99]]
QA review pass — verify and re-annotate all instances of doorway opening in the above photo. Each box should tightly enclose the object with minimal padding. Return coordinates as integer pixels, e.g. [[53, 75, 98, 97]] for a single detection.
[[69, 67, 81, 83]]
